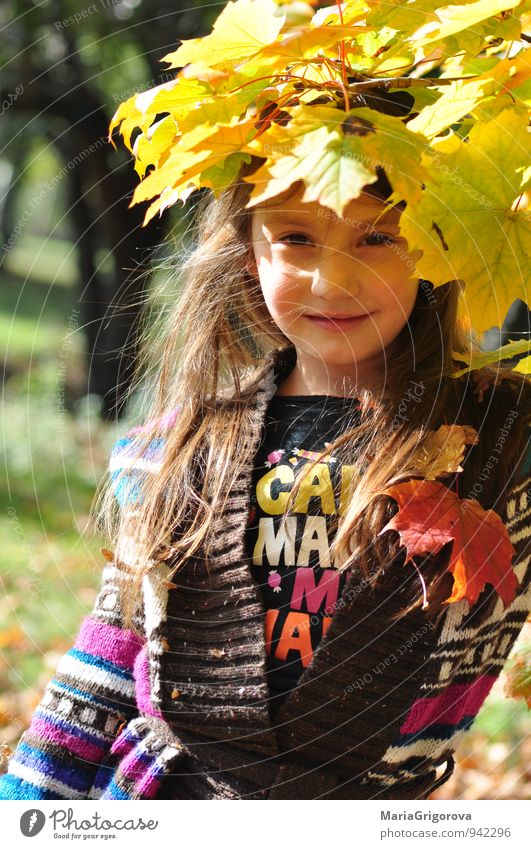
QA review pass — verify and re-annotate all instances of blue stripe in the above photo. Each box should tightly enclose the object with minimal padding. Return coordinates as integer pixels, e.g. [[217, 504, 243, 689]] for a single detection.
[[14, 742, 94, 793], [110, 470, 145, 506], [111, 435, 164, 459], [111, 436, 136, 454], [101, 778, 131, 800], [110, 435, 166, 506], [51, 679, 134, 714], [67, 647, 134, 681], [0, 773, 70, 801]]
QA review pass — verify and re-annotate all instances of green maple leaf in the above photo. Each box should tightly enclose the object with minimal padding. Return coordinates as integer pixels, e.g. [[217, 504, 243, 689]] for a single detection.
[[452, 339, 531, 376]]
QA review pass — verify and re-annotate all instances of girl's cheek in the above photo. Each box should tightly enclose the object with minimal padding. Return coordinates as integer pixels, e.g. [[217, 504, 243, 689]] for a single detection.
[[270, 275, 302, 298]]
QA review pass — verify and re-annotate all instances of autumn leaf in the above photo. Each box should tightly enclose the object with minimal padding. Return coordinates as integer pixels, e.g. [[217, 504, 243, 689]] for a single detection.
[[243, 102, 430, 215], [407, 46, 531, 139], [399, 104, 531, 336], [404, 424, 479, 480], [378, 478, 518, 608], [108, 77, 198, 151], [413, 0, 520, 46], [504, 643, 531, 708], [514, 355, 531, 375], [451, 339, 531, 377], [161, 0, 286, 69], [271, 1, 317, 28], [108, 0, 531, 359]]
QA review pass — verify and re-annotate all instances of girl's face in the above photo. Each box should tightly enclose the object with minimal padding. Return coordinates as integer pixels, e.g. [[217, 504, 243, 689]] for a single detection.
[[250, 187, 422, 394]]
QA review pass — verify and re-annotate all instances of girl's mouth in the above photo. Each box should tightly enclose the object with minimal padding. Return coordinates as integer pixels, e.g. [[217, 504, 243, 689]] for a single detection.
[[304, 313, 374, 332]]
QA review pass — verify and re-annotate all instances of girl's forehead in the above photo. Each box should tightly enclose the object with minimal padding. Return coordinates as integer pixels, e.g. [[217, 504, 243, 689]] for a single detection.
[[251, 194, 400, 228]]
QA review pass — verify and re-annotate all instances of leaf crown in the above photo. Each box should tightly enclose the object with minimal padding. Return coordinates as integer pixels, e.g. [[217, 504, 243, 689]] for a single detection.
[[108, 0, 531, 375]]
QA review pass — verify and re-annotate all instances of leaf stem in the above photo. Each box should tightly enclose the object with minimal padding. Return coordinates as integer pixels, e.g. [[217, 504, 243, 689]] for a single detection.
[[442, 412, 460, 499], [411, 558, 429, 609], [335, 0, 350, 111], [248, 89, 303, 142]]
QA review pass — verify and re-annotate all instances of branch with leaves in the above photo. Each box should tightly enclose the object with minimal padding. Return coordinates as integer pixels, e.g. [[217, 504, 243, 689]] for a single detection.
[[109, 0, 531, 373]]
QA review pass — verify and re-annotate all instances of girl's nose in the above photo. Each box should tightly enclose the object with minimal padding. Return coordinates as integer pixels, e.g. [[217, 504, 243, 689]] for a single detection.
[[309, 254, 362, 300]]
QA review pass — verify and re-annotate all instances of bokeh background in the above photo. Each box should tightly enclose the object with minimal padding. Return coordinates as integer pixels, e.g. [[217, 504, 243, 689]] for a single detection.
[[1, 0, 529, 799]]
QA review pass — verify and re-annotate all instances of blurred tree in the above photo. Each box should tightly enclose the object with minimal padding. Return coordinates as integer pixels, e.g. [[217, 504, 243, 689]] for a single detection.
[[0, 0, 212, 419]]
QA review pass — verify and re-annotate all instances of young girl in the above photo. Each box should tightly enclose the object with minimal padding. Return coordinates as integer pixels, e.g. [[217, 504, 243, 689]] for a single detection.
[[1, 163, 530, 801]]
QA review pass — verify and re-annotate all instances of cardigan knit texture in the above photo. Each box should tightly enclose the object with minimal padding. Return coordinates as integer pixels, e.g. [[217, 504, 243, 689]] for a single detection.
[[1, 345, 530, 800]]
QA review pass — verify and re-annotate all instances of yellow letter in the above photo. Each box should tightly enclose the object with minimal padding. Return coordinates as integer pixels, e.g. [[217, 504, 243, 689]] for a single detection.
[[292, 463, 335, 514], [256, 464, 294, 514]]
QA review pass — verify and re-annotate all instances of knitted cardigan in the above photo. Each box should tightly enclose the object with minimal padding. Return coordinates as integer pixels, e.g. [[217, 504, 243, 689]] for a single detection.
[[1, 346, 530, 801]]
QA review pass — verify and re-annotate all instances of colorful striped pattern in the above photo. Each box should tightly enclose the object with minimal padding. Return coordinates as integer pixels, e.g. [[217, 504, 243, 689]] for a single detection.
[[0, 565, 145, 800], [399, 675, 497, 736], [89, 717, 186, 800]]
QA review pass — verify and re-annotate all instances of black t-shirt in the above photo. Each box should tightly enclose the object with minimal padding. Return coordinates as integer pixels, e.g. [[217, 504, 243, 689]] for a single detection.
[[244, 393, 362, 720]]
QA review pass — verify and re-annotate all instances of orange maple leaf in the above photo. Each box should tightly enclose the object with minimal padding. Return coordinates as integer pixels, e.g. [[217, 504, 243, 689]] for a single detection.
[[378, 479, 518, 608]]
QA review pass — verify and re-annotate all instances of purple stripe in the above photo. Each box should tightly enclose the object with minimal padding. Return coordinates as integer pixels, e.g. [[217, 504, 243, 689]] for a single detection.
[[15, 743, 92, 792], [120, 746, 152, 781], [75, 617, 144, 670], [30, 716, 107, 763], [400, 675, 497, 735], [133, 645, 164, 718], [135, 765, 164, 799], [120, 749, 165, 799], [110, 730, 139, 759]]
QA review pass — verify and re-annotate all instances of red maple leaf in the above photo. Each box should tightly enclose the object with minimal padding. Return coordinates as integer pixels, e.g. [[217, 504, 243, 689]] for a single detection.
[[378, 479, 518, 608]]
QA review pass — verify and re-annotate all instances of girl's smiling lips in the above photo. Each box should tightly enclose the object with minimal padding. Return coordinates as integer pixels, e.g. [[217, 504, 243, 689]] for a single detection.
[[304, 312, 375, 331]]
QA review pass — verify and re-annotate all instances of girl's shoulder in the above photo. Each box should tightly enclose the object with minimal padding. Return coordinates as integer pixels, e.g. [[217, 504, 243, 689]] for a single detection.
[[108, 405, 183, 507], [456, 365, 530, 436], [453, 367, 530, 504], [519, 429, 531, 481]]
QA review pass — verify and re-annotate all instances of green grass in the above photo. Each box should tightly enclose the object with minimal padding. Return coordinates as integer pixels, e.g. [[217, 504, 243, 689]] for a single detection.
[[0, 266, 77, 366], [0, 383, 112, 689], [0, 237, 130, 692]]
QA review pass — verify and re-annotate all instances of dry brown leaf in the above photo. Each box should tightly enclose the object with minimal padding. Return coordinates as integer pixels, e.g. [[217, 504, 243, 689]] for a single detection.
[[406, 424, 479, 480]]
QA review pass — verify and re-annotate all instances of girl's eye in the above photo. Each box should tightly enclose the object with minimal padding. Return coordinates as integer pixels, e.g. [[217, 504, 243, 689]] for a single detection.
[[277, 232, 314, 246], [363, 231, 396, 247]]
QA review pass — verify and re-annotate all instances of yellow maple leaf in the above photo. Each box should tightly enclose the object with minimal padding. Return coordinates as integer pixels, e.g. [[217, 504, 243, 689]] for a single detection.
[[133, 115, 178, 179], [132, 116, 257, 207], [242, 102, 430, 216], [413, 0, 523, 46], [238, 24, 372, 80], [515, 355, 531, 375], [161, 0, 286, 70], [408, 46, 531, 138], [108, 77, 209, 151], [398, 104, 531, 335]]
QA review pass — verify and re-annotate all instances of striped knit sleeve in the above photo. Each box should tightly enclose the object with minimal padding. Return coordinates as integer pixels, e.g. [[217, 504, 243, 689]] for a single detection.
[[0, 436, 146, 801]]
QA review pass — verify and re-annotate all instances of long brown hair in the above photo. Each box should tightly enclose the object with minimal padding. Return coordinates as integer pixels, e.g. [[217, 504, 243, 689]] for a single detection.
[[93, 160, 531, 631]]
